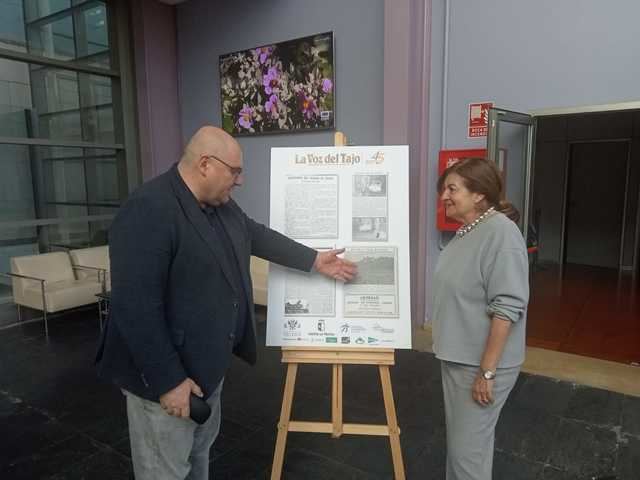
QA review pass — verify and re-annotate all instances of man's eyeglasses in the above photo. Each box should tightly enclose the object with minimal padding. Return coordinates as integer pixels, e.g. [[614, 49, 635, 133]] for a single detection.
[[203, 154, 243, 178]]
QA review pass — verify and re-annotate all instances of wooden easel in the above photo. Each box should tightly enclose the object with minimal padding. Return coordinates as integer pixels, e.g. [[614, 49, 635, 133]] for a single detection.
[[270, 132, 406, 480]]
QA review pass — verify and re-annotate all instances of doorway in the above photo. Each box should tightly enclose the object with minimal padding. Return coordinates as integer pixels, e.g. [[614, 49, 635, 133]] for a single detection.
[[564, 141, 629, 268], [526, 108, 640, 365]]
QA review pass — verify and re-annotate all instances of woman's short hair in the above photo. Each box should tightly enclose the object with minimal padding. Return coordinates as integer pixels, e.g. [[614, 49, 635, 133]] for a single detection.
[[437, 157, 520, 223]]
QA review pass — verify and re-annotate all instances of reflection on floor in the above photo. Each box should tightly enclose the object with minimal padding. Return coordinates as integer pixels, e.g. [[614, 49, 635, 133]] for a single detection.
[[528, 264, 640, 365], [1, 310, 639, 479]]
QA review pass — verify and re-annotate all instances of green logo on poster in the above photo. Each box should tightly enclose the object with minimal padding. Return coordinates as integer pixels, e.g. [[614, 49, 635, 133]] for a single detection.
[[325, 337, 337, 343]]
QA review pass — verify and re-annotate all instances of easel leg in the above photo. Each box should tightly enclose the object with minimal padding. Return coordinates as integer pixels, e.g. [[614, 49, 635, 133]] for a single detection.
[[271, 363, 298, 480], [331, 364, 343, 438], [379, 365, 406, 480]]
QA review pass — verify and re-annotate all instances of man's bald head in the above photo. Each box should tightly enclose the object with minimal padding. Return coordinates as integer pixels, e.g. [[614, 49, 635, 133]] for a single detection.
[[181, 126, 242, 167], [177, 125, 244, 207]]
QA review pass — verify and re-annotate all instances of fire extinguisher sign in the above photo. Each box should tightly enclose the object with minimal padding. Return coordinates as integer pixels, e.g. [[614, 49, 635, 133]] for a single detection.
[[468, 102, 493, 138]]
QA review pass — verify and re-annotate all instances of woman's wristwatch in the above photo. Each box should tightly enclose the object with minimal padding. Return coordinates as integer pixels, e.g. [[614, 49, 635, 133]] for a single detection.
[[481, 369, 496, 380]]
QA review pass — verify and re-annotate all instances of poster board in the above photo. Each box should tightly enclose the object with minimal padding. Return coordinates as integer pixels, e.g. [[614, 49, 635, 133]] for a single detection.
[[266, 146, 411, 349]]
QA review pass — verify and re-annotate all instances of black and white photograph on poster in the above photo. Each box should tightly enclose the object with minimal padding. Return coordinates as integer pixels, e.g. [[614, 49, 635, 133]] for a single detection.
[[284, 266, 336, 317], [353, 174, 387, 196], [284, 299, 309, 315], [352, 217, 388, 241], [285, 174, 338, 238], [352, 174, 388, 242], [343, 246, 398, 317]]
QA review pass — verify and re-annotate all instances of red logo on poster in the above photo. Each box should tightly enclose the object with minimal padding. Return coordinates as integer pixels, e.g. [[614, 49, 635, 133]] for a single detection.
[[468, 102, 493, 138], [437, 149, 486, 231]]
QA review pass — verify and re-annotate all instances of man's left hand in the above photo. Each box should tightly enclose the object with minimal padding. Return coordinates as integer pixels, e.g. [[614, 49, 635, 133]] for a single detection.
[[313, 249, 357, 282]]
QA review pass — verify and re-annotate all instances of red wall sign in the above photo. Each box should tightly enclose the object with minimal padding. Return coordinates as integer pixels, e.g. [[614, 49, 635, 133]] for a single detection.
[[437, 149, 487, 231], [468, 102, 493, 138]]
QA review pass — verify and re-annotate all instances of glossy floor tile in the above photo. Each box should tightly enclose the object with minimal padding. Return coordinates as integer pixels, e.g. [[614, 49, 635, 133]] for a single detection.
[[528, 263, 640, 365]]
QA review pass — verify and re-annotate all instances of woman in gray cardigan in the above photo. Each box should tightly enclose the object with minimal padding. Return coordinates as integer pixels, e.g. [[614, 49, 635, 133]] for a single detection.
[[433, 158, 529, 480]]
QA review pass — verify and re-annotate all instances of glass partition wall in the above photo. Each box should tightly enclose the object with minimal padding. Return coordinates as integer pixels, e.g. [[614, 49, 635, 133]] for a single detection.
[[0, 0, 138, 306]]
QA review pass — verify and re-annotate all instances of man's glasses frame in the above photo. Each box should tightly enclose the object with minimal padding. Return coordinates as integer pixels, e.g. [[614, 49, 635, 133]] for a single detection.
[[203, 154, 243, 177]]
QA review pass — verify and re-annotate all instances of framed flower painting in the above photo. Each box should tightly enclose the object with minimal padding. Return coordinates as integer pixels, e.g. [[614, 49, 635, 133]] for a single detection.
[[219, 32, 335, 136]]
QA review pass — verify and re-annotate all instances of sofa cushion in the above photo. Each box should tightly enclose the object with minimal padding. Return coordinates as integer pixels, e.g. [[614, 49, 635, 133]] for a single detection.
[[22, 279, 102, 312], [11, 252, 75, 283]]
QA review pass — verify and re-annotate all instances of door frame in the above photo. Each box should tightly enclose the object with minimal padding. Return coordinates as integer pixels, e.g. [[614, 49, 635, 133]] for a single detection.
[[531, 100, 640, 272], [635, 150, 640, 275], [487, 108, 537, 242]]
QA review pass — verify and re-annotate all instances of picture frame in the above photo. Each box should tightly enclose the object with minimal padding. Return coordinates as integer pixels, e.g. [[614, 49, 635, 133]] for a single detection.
[[219, 32, 335, 136]]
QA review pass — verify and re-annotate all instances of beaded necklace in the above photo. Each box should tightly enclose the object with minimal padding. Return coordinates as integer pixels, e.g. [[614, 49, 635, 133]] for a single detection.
[[455, 206, 496, 238]]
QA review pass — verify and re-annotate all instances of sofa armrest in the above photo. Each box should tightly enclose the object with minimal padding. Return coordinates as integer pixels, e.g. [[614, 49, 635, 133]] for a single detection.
[[73, 265, 106, 275], [72, 265, 107, 293], [0, 271, 46, 283], [1, 271, 47, 311]]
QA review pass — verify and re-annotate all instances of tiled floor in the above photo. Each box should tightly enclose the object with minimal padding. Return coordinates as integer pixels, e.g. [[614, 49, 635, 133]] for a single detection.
[[0, 309, 638, 479], [527, 264, 640, 365]]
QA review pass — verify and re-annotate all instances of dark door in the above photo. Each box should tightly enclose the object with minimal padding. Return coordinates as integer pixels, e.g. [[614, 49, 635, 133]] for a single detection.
[[565, 141, 628, 268]]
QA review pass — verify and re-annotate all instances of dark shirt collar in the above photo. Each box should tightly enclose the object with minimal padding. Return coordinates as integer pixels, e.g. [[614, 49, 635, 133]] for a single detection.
[[202, 205, 218, 216]]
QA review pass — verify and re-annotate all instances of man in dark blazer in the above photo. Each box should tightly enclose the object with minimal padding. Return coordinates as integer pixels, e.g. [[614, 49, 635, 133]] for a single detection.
[[96, 126, 355, 480]]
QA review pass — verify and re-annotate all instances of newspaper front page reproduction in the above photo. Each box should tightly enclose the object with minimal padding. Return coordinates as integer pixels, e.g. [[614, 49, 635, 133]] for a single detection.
[[267, 146, 411, 349], [343, 247, 398, 317], [284, 267, 336, 317], [285, 174, 338, 239]]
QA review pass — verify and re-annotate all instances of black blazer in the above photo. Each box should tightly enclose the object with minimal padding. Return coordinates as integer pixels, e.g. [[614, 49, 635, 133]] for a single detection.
[[96, 165, 316, 401]]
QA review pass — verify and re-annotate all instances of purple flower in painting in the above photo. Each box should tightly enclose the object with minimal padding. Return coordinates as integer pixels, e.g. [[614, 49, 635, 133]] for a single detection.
[[263, 67, 280, 95], [265, 94, 279, 119], [322, 78, 333, 93], [258, 46, 273, 64], [299, 93, 319, 120], [238, 105, 254, 129]]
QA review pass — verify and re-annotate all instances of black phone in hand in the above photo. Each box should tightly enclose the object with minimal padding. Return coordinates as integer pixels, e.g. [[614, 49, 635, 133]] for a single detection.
[[189, 394, 211, 425]]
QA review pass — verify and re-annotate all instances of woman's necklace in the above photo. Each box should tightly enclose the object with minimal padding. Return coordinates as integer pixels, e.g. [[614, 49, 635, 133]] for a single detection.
[[456, 206, 496, 238]]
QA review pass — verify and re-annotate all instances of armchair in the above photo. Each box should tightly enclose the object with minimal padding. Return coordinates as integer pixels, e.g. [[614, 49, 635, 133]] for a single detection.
[[2, 251, 104, 338], [69, 246, 110, 292]]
